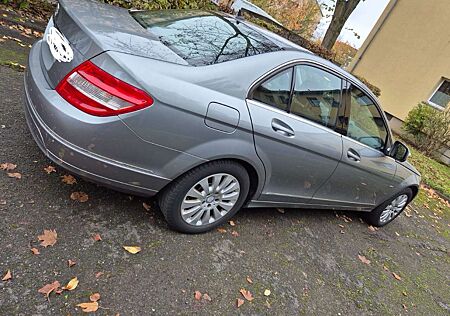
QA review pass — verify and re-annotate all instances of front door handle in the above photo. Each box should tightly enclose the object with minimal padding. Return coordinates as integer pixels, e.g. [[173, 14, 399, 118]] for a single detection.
[[347, 149, 361, 162], [271, 119, 295, 137]]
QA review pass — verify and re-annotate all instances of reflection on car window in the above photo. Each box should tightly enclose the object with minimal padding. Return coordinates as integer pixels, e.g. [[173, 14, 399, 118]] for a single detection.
[[252, 68, 293, 111], [347, 86, 388, 150], [290, 65, 341, 128], [132, 11, 282, 66]]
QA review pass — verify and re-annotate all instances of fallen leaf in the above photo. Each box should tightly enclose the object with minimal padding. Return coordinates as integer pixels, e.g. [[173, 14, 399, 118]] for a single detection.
[[1, 162, 16, 171], [229, 220, 236, 226], [368, 225, 378, 232], [2, 270, 12, 281], [63, 277, 79, 291], [338, 224, 345, 228], [246, 276, 253, 284], [70, 192, 89, 203], [38, 281, 60, 297], [7, 172, 21, 179], [90, 293, 100, 302], [239, 288, 254, 301], [68, 259, 76, 267], [395, 232, 400, 237], [203, 293, 212, 301], [231, 231, 239, 237], [358, 255, 371, 265], [92, 233, 102, 241], [38, 229, 57, 247], [276, 208, 285, 214], [44, 165, 56, 174], [95, 272, 104, 278], [217, 228, 227, 233], [142, 202, 151, 211], [31, 247, 40, 255], [236, 298, 245, 308], [61, 175, 77, 185], [77, 301, 99, 313], [123, 246, 141, 254], [264, 289, 271, 296], [194, 290, 202, 301], [392, 272, 402, 281]]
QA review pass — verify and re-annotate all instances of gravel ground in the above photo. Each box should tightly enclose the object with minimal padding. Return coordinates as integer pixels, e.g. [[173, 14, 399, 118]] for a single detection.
[[0, 22, 449, 316]]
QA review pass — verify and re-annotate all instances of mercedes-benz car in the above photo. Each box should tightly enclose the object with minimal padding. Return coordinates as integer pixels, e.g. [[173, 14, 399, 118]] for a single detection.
[[23, 0, 420, 233]]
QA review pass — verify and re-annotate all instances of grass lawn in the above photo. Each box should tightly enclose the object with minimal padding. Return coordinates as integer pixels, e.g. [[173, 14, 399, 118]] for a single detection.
[[407, 145, 450, 198]]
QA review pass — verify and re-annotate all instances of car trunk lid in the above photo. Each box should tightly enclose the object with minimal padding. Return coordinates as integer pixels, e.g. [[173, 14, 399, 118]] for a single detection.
[[42, 0, 187, 88]]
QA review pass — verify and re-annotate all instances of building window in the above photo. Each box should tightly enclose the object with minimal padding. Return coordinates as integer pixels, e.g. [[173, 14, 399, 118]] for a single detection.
[[429, 79, 450, 109]]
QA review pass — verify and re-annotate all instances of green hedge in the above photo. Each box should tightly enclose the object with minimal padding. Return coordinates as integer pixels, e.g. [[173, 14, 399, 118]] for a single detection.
[[101, 0, 213, 10]]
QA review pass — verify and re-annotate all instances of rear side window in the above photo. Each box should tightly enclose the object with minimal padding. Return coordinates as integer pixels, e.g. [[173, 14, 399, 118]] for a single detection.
[[252, 68, 293, 111], [290, 65, 342, 128], [131, 11, 281, 66]]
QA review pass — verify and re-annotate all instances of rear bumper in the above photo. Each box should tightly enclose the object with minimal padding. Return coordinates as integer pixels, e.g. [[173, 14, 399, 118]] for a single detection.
[[23, 41, 171, 196]]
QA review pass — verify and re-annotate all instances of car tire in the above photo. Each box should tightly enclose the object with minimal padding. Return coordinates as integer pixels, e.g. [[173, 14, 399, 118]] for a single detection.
[[158, 160, 250, 233], [364, 188, 413, 227]]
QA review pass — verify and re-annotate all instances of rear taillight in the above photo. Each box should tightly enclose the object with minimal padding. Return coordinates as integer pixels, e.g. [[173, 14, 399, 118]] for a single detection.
[[56, 61, 153, 116]]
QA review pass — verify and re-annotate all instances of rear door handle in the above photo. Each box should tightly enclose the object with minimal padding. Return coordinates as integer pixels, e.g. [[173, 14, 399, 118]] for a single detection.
[[271, 119, 295, 137], [347, 149, 361, 162]]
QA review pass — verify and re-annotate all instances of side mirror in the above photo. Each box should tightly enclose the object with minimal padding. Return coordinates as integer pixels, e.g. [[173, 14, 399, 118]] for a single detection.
[[389, 141, 409, 162]]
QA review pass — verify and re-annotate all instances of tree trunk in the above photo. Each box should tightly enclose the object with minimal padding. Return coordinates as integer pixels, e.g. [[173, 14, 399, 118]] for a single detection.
[[321, 0, 361, 50]]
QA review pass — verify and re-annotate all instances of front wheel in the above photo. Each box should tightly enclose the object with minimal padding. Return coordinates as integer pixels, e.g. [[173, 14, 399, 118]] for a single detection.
[[158, 161, 250, 233], [364, 188, 413, 227]]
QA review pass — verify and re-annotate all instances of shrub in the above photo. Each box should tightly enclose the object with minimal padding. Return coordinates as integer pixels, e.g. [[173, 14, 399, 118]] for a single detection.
[[403, 102, 450, 155]]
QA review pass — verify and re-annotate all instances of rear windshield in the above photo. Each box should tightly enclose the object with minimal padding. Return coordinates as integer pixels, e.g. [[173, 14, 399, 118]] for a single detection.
[[131, 10, 282, 66]]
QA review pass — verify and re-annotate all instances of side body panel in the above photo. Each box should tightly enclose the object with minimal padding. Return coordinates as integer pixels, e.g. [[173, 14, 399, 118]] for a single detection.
[[246, 100, 343, 204]]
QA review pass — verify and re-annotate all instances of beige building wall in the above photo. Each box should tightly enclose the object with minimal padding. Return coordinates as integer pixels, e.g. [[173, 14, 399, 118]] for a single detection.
[[347, 0, 450, 121]]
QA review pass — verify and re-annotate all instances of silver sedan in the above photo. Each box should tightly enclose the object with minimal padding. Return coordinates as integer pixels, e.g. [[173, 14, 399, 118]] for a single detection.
[[23, 0, 420, 233]]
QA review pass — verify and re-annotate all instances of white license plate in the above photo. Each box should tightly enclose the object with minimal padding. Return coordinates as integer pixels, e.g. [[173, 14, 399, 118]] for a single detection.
[[46, 26, 74, 63]]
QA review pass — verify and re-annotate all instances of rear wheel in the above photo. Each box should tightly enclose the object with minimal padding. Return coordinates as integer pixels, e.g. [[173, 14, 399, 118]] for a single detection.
[[365, 188, 413, 227], [158, 161, 250, 233]]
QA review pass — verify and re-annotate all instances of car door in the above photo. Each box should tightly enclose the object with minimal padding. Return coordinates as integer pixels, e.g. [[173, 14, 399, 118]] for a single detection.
[[312, 83, 397, 209], [246, 64, 344, 204]]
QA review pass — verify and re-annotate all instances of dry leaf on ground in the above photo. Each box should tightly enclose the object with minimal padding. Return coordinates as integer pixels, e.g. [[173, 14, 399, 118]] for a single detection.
[[61, 175, 77, 185], [217, 228, 227, 233], [392, 272, 402, 281], [194, 290, 202, 301], [203, 293, 212, 301], [2, 270, 12, 281], [123, 246, 141, 254], [38, 281, 60, 297], [90, 293, 100, 302], [63, 277, 79, 291], [68, 259, 76, 267], [231, 231, 239, 237], [31, 247, 40, 255], [38, 229, 57, 247], [70, 192, 89, 203], [236, 298, 245, 308], [95, 272, 104, 278], [7, 172, 21, 179], [239, 289, 254, 301], [229, 220, 236, 226], [246, 276, 253, 284], [77, 301, 99, 313], [358, 255, 371, 265], [264, 289, 271, 296], [142, 202, 151, 211], [1, 163, 16, 171], [92, 233, 102, 241], [44, 165, 56, 174]]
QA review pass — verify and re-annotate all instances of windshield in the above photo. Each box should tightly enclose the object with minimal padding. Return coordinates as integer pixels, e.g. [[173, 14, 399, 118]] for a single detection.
[[131, 10, 282, 66]]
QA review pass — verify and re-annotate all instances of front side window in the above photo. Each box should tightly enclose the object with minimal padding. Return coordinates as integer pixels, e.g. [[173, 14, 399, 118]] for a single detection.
[[347, 86, 388, 150], [252, 68, 293, 111], [429, 79, 450, 109], [290, 65, 342, 128]]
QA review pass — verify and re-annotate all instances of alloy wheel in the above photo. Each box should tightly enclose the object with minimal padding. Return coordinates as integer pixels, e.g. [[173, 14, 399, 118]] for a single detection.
[[180, 173, 240, 226], [379, 194, 408, 224]]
